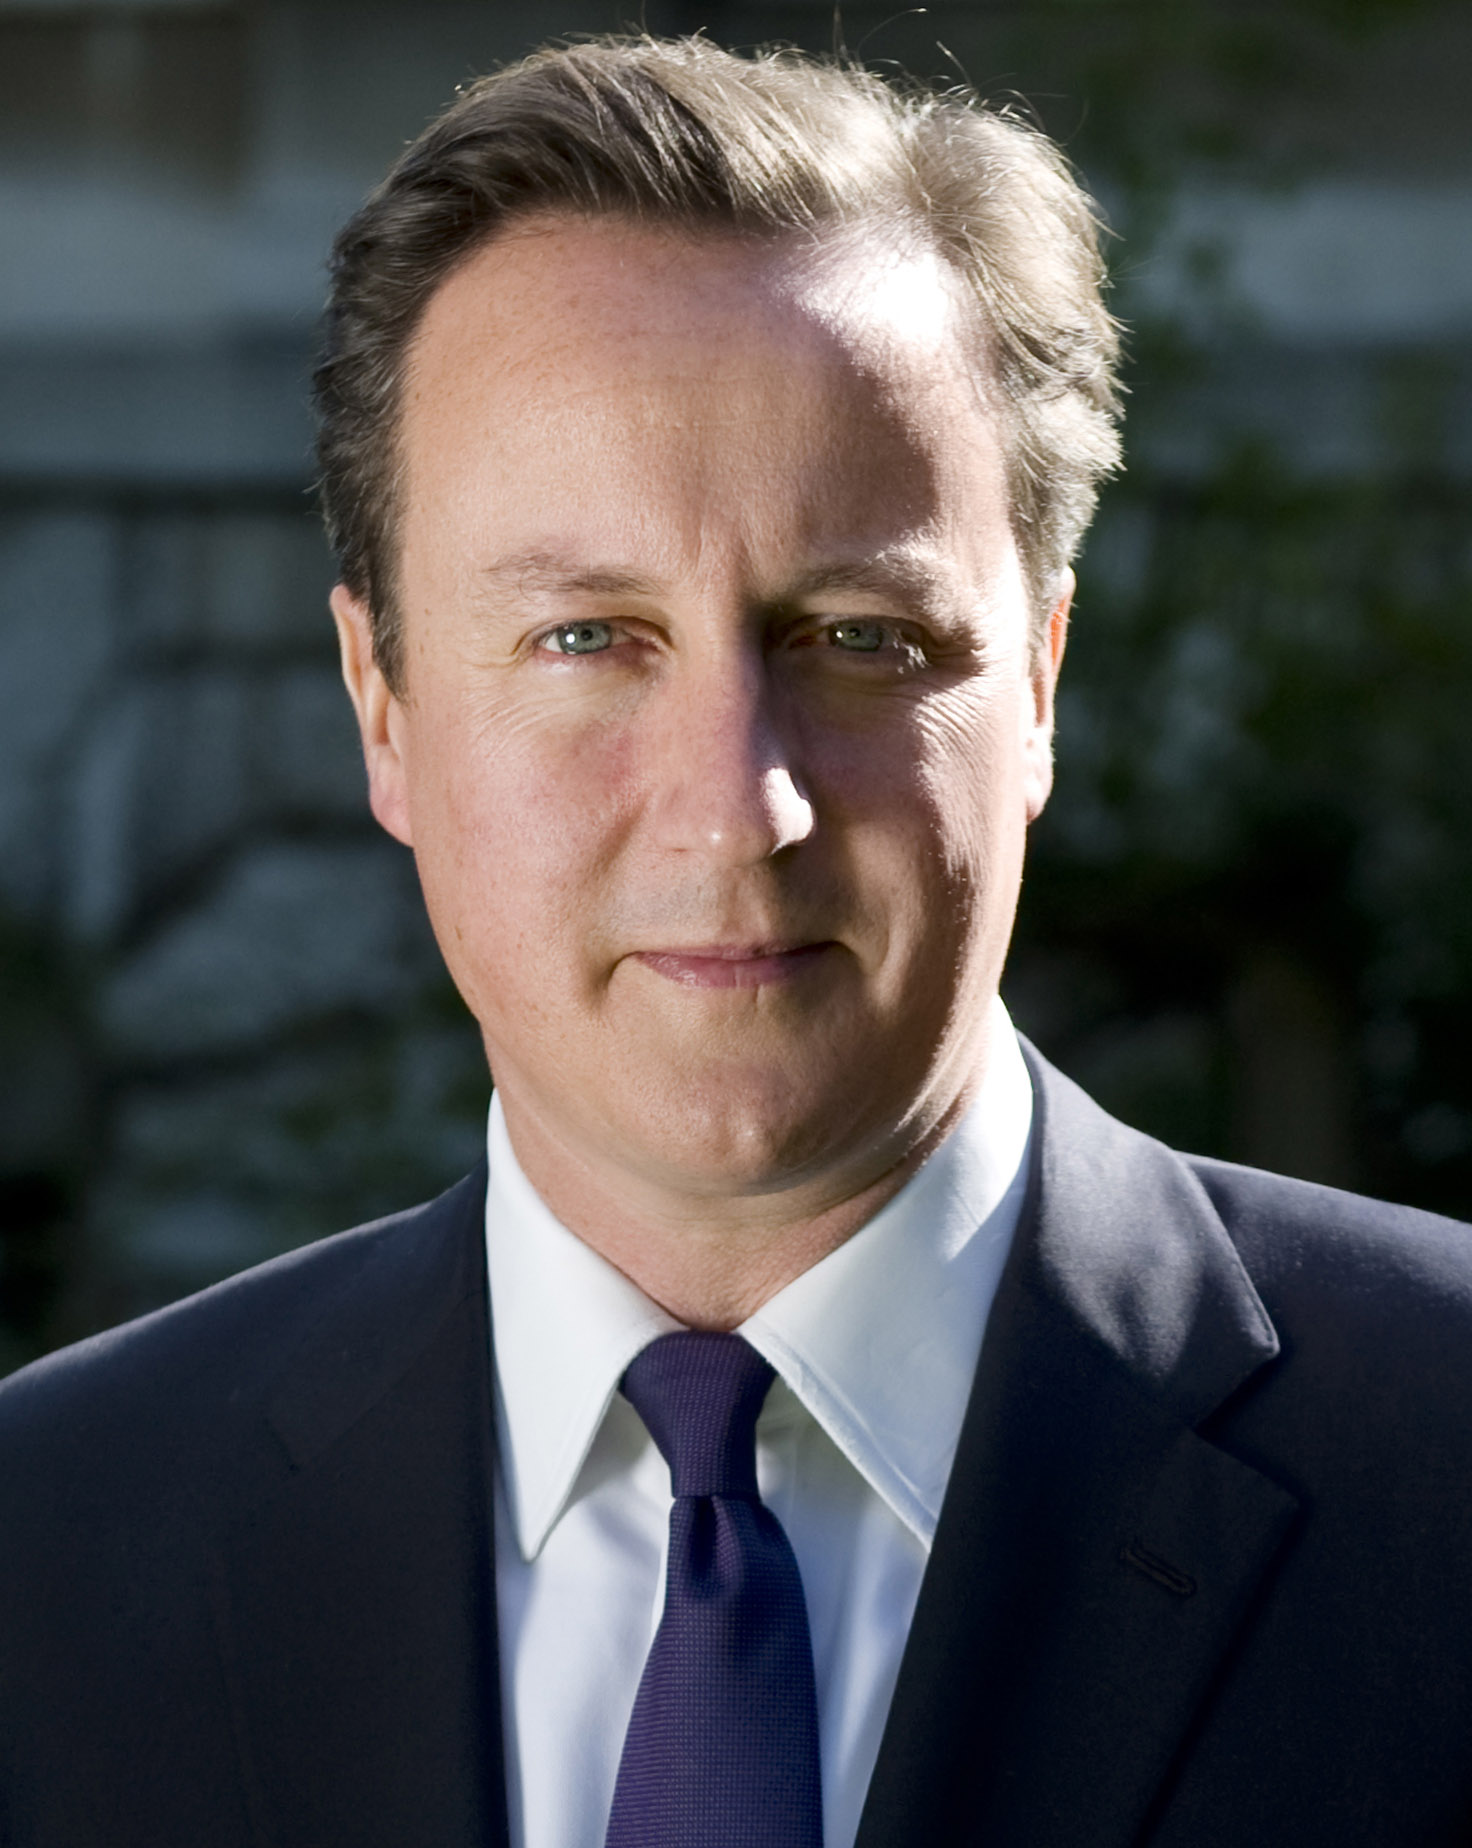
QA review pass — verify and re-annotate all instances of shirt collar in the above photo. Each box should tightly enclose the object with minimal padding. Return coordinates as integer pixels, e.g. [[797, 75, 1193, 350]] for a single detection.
[[486, 1000, 1034, 1561]]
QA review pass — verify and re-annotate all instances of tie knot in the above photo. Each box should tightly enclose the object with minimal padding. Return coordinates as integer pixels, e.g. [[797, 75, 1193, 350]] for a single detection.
[[621, 1332, 774, 1498]]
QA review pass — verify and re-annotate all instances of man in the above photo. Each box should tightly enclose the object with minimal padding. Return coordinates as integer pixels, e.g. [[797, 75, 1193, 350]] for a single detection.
[[2, 34, 1471, 1848]]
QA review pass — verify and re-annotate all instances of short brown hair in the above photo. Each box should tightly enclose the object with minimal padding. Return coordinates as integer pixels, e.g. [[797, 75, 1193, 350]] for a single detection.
[[315, 34, 1122, 690]]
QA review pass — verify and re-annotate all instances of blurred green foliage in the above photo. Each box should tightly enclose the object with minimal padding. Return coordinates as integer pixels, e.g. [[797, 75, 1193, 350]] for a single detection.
[[975, 0, 1472, 1208], [1012, 454, 1472, 1208]]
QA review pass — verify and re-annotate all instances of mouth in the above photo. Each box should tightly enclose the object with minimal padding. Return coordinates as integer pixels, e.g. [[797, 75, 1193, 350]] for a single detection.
[[631, 942, 837, 990]]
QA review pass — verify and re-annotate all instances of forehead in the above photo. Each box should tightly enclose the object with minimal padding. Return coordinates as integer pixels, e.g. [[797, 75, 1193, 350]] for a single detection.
[[414, 211, 976, 377], [399, 214, 1010, 585]]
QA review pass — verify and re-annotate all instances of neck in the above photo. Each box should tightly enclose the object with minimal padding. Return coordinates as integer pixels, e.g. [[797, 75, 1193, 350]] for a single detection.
[[496, 1092, 971, 1331]]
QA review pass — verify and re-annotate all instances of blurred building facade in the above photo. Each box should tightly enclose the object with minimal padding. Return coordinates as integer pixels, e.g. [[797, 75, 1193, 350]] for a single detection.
[[2, 0, 1470, 1369]]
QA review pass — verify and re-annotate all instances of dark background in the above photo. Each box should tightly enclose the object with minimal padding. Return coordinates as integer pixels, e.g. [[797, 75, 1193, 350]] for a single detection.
[[2, 0, 1470, 1374]]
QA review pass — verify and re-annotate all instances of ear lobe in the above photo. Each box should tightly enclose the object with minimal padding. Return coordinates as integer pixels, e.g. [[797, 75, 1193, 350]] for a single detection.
[[330, 584, 414, 847]]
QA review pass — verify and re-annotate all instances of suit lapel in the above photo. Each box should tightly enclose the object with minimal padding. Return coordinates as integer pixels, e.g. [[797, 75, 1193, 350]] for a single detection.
[[212, 1168, 510, 1848], [857, 1052, 1300, 1848], [208, 1054, 1301, 1848]]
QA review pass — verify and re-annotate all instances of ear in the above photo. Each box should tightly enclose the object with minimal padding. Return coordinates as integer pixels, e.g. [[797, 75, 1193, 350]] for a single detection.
[[330, 585, 414, 847], [1021, 568, 1072, 824]]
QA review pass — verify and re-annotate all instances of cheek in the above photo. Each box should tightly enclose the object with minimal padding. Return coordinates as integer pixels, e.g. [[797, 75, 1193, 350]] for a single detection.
[[402, 691, 641, 972], [797, 687, 1020, 973], [877, 685, 1031, 968], [838, 684, 1023, 868], [926, 660, 1029, 796]]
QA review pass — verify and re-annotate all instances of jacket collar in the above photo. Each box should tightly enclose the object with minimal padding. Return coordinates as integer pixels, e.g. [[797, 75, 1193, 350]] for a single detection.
[[856, 1045, 1299, 1848], [212, 1166, 510, 1848], [1020, 1039, 1279, 1423]]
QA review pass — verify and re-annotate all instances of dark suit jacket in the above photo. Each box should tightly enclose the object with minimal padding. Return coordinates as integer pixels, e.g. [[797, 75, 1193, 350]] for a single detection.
[[4, 1049, 1472, 1846]]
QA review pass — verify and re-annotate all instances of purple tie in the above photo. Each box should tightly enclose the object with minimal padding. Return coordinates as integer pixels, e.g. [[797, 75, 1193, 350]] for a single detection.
[[604, 1331, 824, 1848]]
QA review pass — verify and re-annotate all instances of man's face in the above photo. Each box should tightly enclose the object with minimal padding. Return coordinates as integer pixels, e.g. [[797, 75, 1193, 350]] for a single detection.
[[335, 217, 1065, 1216]]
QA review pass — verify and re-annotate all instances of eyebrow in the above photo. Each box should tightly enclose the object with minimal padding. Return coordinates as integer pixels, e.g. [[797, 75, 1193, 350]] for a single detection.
[[479, 545, 968, 623], [480, 551, 661, 601], [783, 554, 963, 614]]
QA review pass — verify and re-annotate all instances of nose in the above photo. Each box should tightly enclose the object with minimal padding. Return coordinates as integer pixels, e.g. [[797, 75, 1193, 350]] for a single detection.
[[646, 655, 815, 864]]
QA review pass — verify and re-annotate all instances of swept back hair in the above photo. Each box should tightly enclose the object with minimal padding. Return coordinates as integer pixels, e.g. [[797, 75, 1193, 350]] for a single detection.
[[315, 34, 1122, 688]]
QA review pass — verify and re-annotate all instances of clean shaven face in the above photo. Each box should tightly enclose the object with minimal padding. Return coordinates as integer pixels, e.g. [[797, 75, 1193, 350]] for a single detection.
[[335, 215, 1066, 1230]]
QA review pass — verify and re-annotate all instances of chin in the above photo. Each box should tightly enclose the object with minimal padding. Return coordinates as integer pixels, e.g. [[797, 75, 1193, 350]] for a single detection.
[[619, 1061, 895, 1200]]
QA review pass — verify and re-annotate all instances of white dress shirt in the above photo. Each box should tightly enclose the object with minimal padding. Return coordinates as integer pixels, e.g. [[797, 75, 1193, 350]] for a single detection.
[[486, 1002, 1035, 1848]]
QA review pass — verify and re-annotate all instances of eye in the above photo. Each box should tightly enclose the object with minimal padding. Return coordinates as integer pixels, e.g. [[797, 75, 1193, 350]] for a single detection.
[[541, 620, 616, 656], [808, 618, 929, 672], [826, 620, 889, 653]]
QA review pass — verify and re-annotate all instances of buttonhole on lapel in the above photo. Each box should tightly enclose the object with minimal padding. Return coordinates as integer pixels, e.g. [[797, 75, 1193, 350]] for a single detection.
[[1121, 1538, 1197, 1598]]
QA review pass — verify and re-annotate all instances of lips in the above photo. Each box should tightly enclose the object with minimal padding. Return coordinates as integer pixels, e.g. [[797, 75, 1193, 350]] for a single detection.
[[631, 943, 835, 989]]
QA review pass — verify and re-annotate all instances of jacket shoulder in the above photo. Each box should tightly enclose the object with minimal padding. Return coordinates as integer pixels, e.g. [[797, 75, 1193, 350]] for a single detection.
[[0, 1166, 486, 1524], [1183, 1153, 1472, 1465], [1187, 1152, 1472, 1322]]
